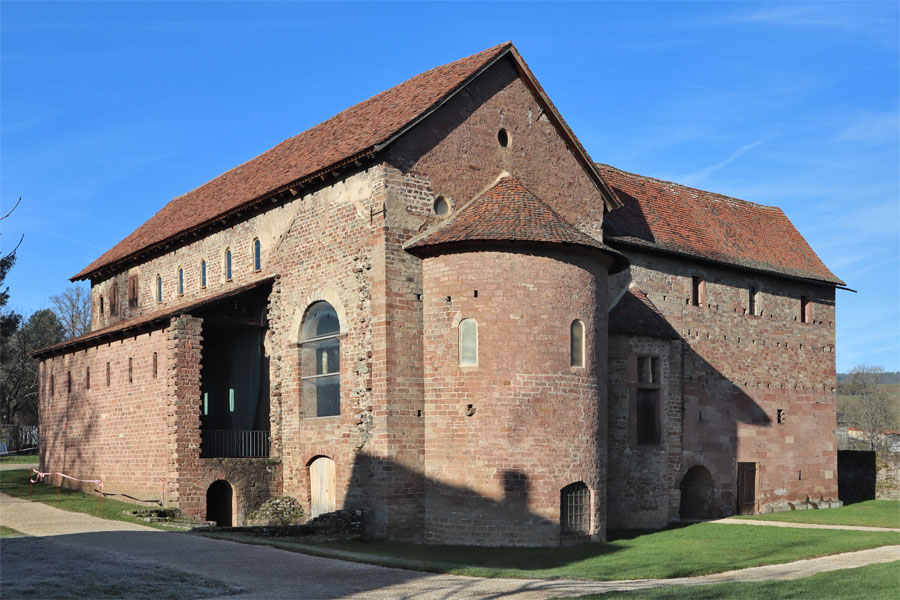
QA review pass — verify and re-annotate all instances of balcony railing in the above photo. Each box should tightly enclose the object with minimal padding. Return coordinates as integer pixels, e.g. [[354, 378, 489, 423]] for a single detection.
[[201, 429, 270, 458]]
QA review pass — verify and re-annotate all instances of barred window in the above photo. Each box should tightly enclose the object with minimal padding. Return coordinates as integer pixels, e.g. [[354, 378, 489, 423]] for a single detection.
[[561, 482, 590, 534]]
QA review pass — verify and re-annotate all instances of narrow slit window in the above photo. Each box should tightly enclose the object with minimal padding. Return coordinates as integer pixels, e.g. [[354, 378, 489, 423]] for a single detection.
[[106, 362, 110, 386], [203, 392, 209, 416], [748, 286, 757, 316], [86, 367, 90, 390], [225, 249, 232, 281], [178, 268, 184, 296], [253, 238, 261, 271], [459, 319, 478, 366], [200, 260, 207, 288], [229, 388, 235, 412], [100, 295, 104, 315], [691, 276, 705, 307], [50, 375, 55, 396], [152, 352, 158, 378], [800, 296, 811, 323], [156, 275, 162, 303], [570, 319, 585, 368], [128, 274, 139, 308], [110, 283, 119, 316], [67, 371, 71, 394], [128, 357, 133, 383]]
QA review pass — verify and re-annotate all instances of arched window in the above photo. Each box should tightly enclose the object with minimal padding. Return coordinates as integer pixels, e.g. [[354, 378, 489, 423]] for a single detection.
[[253, 238, 261, 271], [225, 249, 232, 281], [561, 482, 590, 535], [570, 319, 585, 368], [301, 302, 340, 417], [156, 275, 162, 303], [200, 260, 207, 288], [459, 319, 478, 366], [178, 267, 184, 296]]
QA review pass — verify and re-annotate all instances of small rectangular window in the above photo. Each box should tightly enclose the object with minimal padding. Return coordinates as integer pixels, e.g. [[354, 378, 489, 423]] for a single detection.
[[67, 371, 72, 394], [106, 362, 110, 386], [100, 296, 104, 315], [128, 274, 139, 308], [800, 296, 811, 323], [691, 276, 705, 307], [86, 367, 90, 390], [637, 389, 661, 445], [152, 352, 158, 378], [748, 286, 757, 316], [203, 392, 209, 416], [50, 375, 55, 396], [128, 357, 133, 383], [229, 388, 235, 412], [637, 357, 659, 384], [459, 319, 478, 366]]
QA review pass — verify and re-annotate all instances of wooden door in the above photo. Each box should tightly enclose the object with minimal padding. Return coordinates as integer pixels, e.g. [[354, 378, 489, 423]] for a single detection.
[[736, 462, 757, 515], [309, 456, 336, 518]]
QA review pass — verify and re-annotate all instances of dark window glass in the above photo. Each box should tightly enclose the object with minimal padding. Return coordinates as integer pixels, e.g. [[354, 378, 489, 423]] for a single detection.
[[253, 239, 261, 271], [201, 260, 207, 288], [637, 389, 661, 445], [225, 250, 232, 280]]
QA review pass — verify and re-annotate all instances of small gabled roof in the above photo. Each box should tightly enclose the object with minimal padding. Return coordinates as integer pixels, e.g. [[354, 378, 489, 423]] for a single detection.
[[73, 43, 620, 281], [406, 176, 627, 271], [609, 285, 678, 339], [598, 164, 845, 286]]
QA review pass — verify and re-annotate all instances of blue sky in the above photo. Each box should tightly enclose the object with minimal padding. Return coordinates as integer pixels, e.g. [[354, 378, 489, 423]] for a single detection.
[[2, 1, 898, 372]]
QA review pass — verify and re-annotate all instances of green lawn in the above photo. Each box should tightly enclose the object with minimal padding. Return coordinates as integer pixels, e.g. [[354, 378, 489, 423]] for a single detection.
[[0, 454, 39, 464], [0, 525, 24, 537], [732, 500, 900, 529], [573, 560, 900, 599], [0, 468, 178, 531], [203, 523, 900, 581]]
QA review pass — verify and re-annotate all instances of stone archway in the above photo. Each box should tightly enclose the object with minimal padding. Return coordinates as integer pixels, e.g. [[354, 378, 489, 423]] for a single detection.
[[206, 480, 233, 526], [679, 465, 715, 520], [309, 456, 336, 518]]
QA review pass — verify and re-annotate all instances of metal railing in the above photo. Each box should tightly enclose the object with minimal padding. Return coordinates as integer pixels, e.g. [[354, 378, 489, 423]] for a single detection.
[[200, 429, 270, 458]]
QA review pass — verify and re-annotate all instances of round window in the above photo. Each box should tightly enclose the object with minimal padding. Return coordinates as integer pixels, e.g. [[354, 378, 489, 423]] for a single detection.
[[497, 128, 509, 147], [433, 196, 450, 217]]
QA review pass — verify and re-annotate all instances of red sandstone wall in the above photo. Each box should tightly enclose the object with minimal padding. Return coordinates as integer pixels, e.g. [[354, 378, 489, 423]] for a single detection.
[[39, 329, 171, 499], [609, 251, 838, 520], [421, 249, 608, 545]]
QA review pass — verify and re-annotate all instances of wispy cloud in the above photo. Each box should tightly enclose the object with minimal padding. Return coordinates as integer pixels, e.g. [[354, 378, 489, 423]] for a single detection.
[[676, 137, 775, 186], [836, 111, 900, 147]]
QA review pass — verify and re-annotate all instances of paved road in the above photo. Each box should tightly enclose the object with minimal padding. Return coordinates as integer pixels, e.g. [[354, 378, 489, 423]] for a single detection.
[[0, 462, 38, 471], [2, 492, 898, 599]]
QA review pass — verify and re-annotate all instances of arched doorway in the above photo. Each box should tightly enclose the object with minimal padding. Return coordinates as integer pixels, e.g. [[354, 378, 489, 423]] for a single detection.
[[206, 480, 233, 526], [679, 466, 715, 520], [309, 456, 336, 518]]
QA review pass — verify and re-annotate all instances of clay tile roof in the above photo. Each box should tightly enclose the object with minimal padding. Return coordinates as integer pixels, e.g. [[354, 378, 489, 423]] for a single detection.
[[72, 42, 514, 281], [406, 176, 627, 271], [609, 286, 679, 339], [597, 164, 844, 286]]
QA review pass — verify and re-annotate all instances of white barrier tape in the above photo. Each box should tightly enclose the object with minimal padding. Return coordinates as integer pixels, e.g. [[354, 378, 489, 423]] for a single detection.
[[30, 468, 103, 488]]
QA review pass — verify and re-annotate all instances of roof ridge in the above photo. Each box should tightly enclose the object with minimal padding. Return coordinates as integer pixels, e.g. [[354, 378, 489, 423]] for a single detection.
[[596, 162, 781, 211]]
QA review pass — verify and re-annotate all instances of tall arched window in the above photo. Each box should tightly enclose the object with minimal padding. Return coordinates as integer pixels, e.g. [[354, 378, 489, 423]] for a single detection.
[[459, 319, 478, 366], [178, 267, 184, 296], [156, 275, 162, 303], [225, 249, 232, 281], [253, 238, 261, 271], [301, 302, 340, 417], [570, 320, 585, 368], [200, 260, 207, 288]]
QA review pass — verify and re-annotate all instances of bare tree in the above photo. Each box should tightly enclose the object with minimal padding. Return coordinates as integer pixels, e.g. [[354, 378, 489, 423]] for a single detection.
[[50, 286, 92, 340], [843, 365, 895, 451], [0, 309, 64, 424]]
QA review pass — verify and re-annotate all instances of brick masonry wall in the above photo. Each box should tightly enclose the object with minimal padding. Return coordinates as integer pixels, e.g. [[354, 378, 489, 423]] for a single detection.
[[609, 250, 838, 519], [421, 248, 609, 545], [39, 328, 171, 499], [607, 335, 683, 529]]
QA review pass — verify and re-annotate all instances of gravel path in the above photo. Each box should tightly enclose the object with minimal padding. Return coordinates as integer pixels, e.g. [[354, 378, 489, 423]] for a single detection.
[[2, 492, 898, 599], [715, 517, 900, 533]]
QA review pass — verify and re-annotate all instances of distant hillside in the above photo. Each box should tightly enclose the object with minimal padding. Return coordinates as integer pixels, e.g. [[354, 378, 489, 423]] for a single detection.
[[837, 371, 900, 385]]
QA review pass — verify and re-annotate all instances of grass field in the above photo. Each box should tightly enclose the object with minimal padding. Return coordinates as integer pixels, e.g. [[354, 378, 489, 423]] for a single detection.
[[204, 522, 900, 581], [571, 560, 900, 599], [0, 455, 39, 464], [732, 500, 900, 529], [0, 525, 24, 537], [0, 468, 177, 531]]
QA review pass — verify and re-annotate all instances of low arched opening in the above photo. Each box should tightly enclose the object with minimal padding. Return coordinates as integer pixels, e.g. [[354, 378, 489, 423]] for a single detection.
[[679, 466, 715, 520], [206, 480, 234, 526]]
